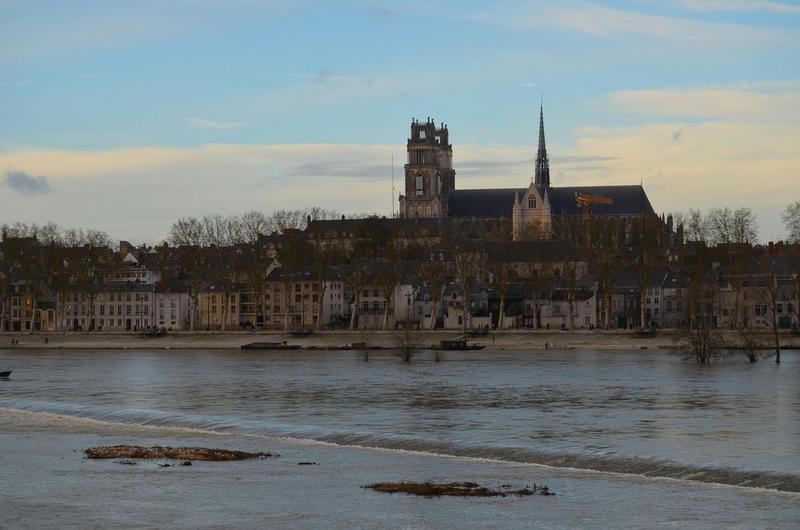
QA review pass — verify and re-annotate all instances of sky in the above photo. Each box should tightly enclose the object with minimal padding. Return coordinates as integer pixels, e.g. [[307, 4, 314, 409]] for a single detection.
[[1, 0, 799, 243]]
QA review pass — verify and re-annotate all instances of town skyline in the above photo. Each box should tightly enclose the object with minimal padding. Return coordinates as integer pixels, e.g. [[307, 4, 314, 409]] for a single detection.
[[2, 0, 799, 242]]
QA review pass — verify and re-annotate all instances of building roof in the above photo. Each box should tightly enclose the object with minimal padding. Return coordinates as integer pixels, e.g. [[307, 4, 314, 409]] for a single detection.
[[447, 185, 655, 219], [307, 217, 449, 239], [549, 186, 655, 216], [485, 240, 582, 263], [448, 188, 522, 218]]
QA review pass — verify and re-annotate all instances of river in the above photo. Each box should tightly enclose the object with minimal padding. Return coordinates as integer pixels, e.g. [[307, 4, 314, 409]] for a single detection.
[[1, 347, 798, 528]]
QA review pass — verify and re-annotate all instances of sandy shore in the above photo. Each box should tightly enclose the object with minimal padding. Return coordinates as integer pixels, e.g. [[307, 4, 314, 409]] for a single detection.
[[2, 329, 798, 351]]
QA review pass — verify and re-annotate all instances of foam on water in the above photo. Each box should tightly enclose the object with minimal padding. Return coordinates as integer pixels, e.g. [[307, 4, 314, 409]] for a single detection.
[[4, 398, 799, 494]]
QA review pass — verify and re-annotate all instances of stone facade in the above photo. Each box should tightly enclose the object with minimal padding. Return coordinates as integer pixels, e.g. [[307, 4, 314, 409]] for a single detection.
[[512, 182, 552, 240], [398, 118, 455, 219]]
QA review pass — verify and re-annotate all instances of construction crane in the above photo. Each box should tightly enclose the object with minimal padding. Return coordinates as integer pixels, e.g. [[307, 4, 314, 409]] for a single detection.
[[575, 192, 613, 253]]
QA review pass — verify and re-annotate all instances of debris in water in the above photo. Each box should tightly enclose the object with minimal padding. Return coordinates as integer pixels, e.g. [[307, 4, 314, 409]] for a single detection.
[[115, 460, 138, 466], [180, 461, 192, 466], [364, 481, 553, 497], [297, 462, 318, 466], [84, 445, 277, 461]]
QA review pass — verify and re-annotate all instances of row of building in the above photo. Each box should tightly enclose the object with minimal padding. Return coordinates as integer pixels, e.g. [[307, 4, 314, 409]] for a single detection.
[[2, 236, 797, 333]]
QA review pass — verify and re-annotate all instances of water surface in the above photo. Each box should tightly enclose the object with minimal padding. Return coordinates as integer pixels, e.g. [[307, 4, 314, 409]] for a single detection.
[[1, 348, 798, 491]]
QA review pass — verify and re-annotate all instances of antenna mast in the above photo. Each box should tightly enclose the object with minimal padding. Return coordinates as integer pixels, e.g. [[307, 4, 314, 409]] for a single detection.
[[391, 151, 396, 218]]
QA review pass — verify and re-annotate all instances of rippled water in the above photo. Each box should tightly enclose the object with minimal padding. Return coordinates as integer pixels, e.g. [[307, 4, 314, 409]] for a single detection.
[[1, 348, 799, 492]]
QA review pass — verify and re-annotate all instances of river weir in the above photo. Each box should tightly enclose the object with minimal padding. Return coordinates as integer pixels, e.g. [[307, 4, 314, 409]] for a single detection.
[[1, 347, 798, 529]]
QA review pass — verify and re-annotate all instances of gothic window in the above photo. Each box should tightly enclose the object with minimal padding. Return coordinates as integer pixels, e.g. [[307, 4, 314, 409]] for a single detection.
[[415, 176, 424, 195], [528, 195, 536, 208]]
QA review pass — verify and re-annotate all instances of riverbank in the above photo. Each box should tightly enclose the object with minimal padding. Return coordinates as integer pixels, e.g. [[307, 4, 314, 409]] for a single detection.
[[2, 329, 798, 351]]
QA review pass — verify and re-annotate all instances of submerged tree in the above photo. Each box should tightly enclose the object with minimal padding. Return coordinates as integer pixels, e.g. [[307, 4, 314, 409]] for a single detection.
[[682, 269, 722, 364]]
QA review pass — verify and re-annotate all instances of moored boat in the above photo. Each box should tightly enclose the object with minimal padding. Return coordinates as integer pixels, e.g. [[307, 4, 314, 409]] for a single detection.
[[241, 342, 302, 350]]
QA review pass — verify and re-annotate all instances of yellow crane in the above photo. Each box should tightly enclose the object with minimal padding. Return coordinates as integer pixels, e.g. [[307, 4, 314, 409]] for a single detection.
[[575, 192, 613, 252]]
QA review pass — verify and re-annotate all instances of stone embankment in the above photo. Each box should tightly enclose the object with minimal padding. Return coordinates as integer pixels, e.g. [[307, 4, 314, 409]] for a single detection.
[[3, 329, 798, 351]]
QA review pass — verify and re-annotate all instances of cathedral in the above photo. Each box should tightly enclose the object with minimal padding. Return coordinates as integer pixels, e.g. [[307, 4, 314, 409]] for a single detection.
[[398, 108, 661, 248]]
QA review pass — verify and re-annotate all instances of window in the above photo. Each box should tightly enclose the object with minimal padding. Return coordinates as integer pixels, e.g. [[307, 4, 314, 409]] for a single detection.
[[415, 176, 424, 195], [528, 196, 536, 208], [777, 303, 783, 314], [419, 130, 426, 140]]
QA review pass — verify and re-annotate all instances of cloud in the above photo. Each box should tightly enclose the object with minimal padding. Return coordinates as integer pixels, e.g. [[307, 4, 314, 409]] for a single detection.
[[675, 0, 800, 15], [186, 118, 246, 130], [2, 170, 51, 195], [608, 87, 800, 121], [566, 121, 800, 240], [1, 121, 797, 241], [475, 0, 783, 43]]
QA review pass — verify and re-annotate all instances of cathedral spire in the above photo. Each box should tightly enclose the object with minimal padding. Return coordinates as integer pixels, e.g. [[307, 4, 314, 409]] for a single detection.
[[534, 102, 550, 190]]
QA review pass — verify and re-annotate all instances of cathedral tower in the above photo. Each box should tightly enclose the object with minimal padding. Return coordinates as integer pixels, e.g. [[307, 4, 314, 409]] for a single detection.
[[534, 104, 550, 191], [399, 117, 455, 219]]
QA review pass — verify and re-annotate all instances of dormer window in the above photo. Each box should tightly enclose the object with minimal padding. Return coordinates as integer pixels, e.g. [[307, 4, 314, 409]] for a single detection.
[[528, 195, 536, 208]]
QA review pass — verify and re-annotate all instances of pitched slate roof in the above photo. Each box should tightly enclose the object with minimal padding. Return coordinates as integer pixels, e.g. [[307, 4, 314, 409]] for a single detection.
[[447, 185, 654, 218], [549, 186, 654, 216], [447, 188, 523, 218]]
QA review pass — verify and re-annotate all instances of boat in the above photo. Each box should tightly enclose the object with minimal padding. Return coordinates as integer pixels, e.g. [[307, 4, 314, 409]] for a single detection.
[[435, 339, 485, 351], [241, 342, 302, 350], [0, 370, 11, 378]]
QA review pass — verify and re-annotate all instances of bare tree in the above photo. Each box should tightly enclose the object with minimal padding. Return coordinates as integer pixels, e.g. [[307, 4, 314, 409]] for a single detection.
[[707, 207, 734, 246], [732, 208, 759, 245], [170, 217, 206, 247], [240, 211, 269, 243], [783, 201, 800, 243], [489, 261, 514, 329], [683, 270, 722, 364], [757, 271, 782, 364], [420, 260, 446, 330], [348, 266, 367, 330], [685, 209, 709, 243], [452, 241, 485, 337]]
